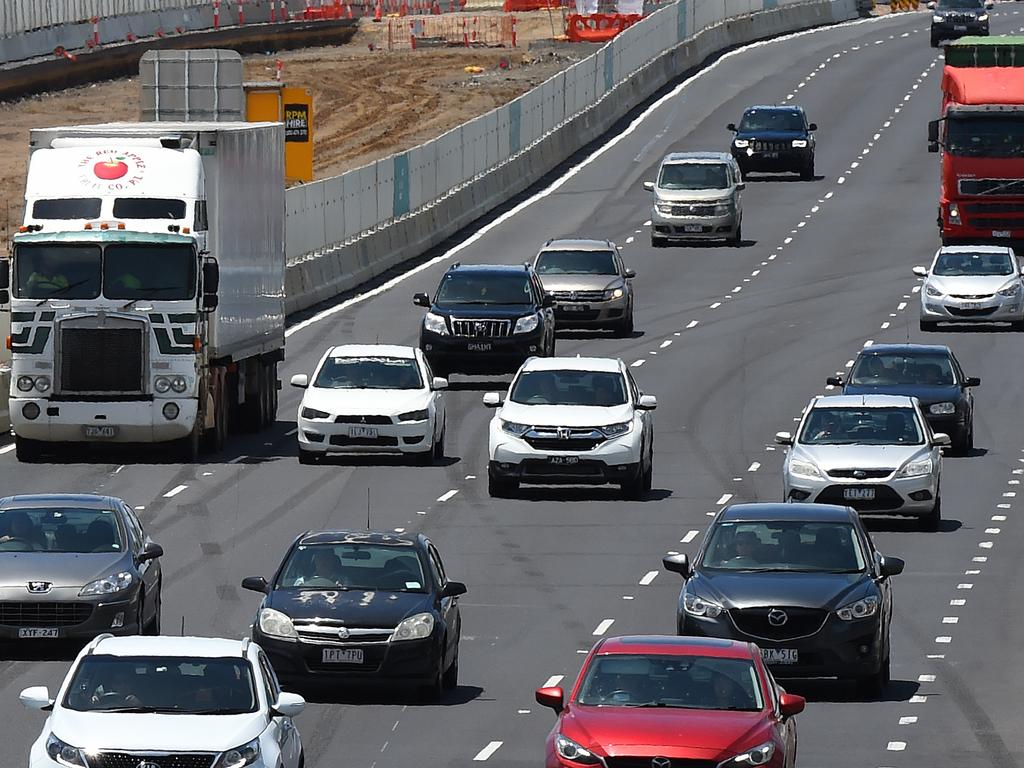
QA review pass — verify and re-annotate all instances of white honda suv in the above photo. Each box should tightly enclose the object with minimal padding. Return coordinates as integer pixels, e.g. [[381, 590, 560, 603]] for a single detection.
[[20, 634, 305, 768], [484, 356, 656, 498]]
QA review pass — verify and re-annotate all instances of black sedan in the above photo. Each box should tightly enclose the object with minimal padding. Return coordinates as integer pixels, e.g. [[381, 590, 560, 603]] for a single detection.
[[242, 529, 466, 701], [664, 503, 903, 695], [827, 343, 979, 452]]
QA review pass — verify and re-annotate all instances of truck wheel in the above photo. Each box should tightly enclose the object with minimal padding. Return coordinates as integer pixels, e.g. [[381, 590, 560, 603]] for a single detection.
[[261, 363, 277, 429], [240, 362, 267, 432], [14, 436, 43, 463], [177, 420, 201, 462]]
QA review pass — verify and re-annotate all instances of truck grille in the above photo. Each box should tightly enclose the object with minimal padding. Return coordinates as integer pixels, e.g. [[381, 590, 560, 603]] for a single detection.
[[60, 327, 144, 393], [729, 607, 829, 641], [0, 601, 92, 627], [87, 753, 216, 768], [959, 178, 1024, 196], [964, 216, 1023, 229], [962, 202, 1024, 214], [450, 318, 511, 337]]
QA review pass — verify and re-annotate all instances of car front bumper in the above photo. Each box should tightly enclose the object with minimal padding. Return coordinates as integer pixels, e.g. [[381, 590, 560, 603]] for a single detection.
[[10, 397, 197, 443], [920, 292, 1023, 324], [488, 426, 643, 485], [650, 207, 739, 241], [784, 469, 939, 516], [0, 589, 139, 642], [731, 147, 811, 172], [297, 415, 433, 455], [551, 297, 629, 328], [420, 328, 545, 374], [932, 20, 988, 39]]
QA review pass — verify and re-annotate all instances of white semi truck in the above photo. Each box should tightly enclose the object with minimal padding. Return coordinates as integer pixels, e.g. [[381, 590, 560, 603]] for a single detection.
[[3, 122, 286, 462]]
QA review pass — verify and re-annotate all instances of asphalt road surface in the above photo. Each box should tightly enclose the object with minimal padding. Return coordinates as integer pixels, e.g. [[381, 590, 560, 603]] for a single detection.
[[5, 7, 1024, 767]]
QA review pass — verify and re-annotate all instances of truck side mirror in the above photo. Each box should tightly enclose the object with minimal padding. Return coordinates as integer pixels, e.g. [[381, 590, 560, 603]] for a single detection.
[[0, 259, 9, 290], [202, 257, 219, 313], [0, 290, 8, 306], [927, 120, 940, 153]]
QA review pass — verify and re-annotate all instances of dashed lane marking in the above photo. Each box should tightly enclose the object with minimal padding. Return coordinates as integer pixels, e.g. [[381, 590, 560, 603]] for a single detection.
[[593, 619, 615, 636], [473, 742, 504, 761], [639, 570, 659, 586], [163, 485, 188, 499], [437, 489, 459, 502]]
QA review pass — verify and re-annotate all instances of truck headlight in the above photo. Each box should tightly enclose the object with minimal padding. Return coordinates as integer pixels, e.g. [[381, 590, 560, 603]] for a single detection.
[[45, 734, 87, 768], [791, 139, 808, 148], [929, 402, 955, 415], [33, 376, 51, 393], [393, 612, 435, 641], [170, 376, 187, 393], [154, 376, 172, 394], [733, 139, 749, 148], [896, 457, 933, 478], [514, 313, 540, 334], [789, 459, 823, 479], [423, 312, 449, 336], [79, 571, 134, 596], [213, 738, 261, 768], [16, 376, 34, 392], [258, 607, 298, 640], [948, 203, 961, 224], [836, 595, 879, 621]]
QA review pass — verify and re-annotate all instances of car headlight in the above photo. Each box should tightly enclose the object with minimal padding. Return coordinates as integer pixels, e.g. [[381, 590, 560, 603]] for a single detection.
[[79, 571, 134, 596], [423, 311, 449, 336], [978, 12, 989, 21], [45, 734, 87, 768], [655, 202, 675, 214], [170, 376, 187, 393], [896, 457, 933, 478], [719, 741, 776, 767], [713, 202, 733, 215], [933, 13, 944, 21], [154, 376, 172, 394], [733, 138, 749, 148], [603, 286, 625, 300], [948, 203, 961, 224], [500, 419, 530, 437], [929, 402, 955, 415], [258, 607, 298, 640], [301, 407, 330, 420], [555, 735, 601, 765], [600, 421, 632, 438], [393, 611, 435, 641], [16, 375, 34, 392], [998, 282, 1020, 297], [213, 738, 261, 768], [925, 284, 943, 298], [398, 408, 429, 422], [514, 313, 540, 334], [791, 139, 808, 148], [788, 459, 823, 479], [683, 592, 723, 618], [836, 594, 880, 621]]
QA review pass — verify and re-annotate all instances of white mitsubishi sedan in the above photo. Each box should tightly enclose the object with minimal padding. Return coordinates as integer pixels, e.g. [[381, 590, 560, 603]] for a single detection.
[[291, 344, 447, 464]]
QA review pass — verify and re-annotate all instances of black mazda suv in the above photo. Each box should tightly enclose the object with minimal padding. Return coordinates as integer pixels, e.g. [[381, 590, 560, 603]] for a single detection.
[[728, 105, 817, 179]]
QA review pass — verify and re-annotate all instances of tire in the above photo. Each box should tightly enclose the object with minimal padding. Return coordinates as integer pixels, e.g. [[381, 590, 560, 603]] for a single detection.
[[145, 586, 162, 635], [1011, 320, 1024, 332], [731, 223, 743, 247], [641, 454, 653, 494], [614, 311, 634, 338], [176, 419, 202, 462], [263, 363, 278, 429], [240, 362, 266, 433], [418, 670, 444, 703], [921, 494, 942, 531], [488, 470, 518, 498], [800, 158, 815, 180], [298, 447, 319, 465], [548, 333, 556, 357], [203, 375, 228, 454], [621, 460, 648, 501], [298, 751, 305, 768], [920, 320, 939, 333], [954, 424, 973, 454], [857, 654, 890, 697], [14, 435, 43, 463], [651, 235, 666, 249], [442, 648, 459, 690], [432, 423, 446, 461], [135, 596, 147, 635]]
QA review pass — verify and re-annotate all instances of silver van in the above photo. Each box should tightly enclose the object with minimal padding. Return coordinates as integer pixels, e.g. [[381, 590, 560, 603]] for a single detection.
[[643, 151, 745, 247]]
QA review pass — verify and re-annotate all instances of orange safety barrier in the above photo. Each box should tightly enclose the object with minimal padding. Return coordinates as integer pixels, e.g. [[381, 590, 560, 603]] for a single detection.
[[565, 12, 640, 42]]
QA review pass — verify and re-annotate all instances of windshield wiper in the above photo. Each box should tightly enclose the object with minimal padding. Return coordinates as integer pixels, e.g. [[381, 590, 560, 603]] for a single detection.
[[92, 706, 180, 714], [122, 286, 185, 309], [35, 279, 92, 306]]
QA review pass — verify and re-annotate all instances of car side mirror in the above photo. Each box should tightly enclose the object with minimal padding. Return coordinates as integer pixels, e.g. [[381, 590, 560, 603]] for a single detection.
[[535, 686, 565, 713], [413, 292, 431, 307], [482, 392, 502, 407], [932, 432, 952, 447], [642, 181, 655, 192], [138, 542, 163, 563], [985, 0, 994, 8], [441, 581, 468, 598], [290, 374, 309, 389], [663, 553, 691, 577], [19, 686, 53, 711], [736, 182, 746, 191], [964, 376, 980, 387], [926, 0, 935, 7], [808, 123, 817, 131], [202, 257, 219, 313], [624, 268, 636, 279], [775, 431, 794, 446], [273, 691, 306, 718], [0, 259, 9, 290], [879, 555, 905, 578], [726, 123, 737, 132], [637, 394, 657, 410], [912, 265, 928, 277], [432, 377, 449, 391], [1019, 265, 1024, 276], [543, 293, 555, 308], [826, 376, 843, 387], [241, 575, 269, 593], [779, 692, 805, 718]]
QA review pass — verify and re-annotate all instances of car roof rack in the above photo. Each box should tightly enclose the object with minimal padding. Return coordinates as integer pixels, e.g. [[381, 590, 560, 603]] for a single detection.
[[86, 633, 115, 654]]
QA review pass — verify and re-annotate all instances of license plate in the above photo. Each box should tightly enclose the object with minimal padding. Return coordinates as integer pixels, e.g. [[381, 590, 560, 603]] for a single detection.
[[83, 425, 117, 438], [19, 628, 59, 639], [960, 302, 984, 310], [562, 304, 589, 312], [762, 151, 779, 159], [467, 342, 492, 352], [349, 426, 378, 439], [683, 225, 704, 233], [322, 648, 364, 664], [954, 24, 967, 30], [993, 230, 1011, 238], [844, 487, 875, 500], [762, 648, 798, 665], [550, 456, 580, 465]]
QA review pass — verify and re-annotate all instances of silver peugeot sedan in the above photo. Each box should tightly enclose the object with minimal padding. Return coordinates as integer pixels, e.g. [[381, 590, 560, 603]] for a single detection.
[[775, 395, 949, 530], [914, 245, 1024, 332], [0, 494, 163, 644]]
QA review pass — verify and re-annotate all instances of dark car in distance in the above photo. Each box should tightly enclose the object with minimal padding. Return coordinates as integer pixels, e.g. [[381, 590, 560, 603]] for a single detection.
[[0, 494, 163, 645], [664, 503, 904, 695], [242, 529, 466, 701], [728, 105, 817, 179], [414, 263, 556, 376], [827, 343, 979, 452], [930, 0, 991, 47]]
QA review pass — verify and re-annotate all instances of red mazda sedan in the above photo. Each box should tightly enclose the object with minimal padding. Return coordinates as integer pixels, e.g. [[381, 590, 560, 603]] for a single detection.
[[536, 635, 805, 768]]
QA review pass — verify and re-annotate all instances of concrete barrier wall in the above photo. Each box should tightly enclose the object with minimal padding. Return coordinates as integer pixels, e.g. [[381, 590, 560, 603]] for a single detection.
[[283, 0, 859, 314]]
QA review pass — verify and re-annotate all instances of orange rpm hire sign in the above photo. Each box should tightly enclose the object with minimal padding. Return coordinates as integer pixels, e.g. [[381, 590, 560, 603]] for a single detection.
[[282, 87, 314, 183]]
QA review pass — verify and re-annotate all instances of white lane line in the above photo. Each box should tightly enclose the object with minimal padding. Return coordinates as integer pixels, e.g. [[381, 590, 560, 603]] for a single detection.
[[135, 505, 146, 511], [639, 570, 659, 586], [229, 455, 248, 464], [747, 461, 760, 472], [163, 485, 188, 498], [473, 742, 504, 761], [543, 674, 564, 688], [686, 320, 700, 329], [286, 427, 299, 436], [992, 515, 1006, 521], [113, 465, 125, 474], [958, 583, 973, 589], [660, 340, 672, 349], [631, 360, 645, 368], [985, 528, 1001, 535], [965, 569, 981, 575], [710, 302, 722, 309], [0, 444, 16, 455], [887, 742, 907, 751], [899, 716, 918, 725], [681, 530, 700, 544], [942, 616, 959, 624], [1004, 491, 1017, 497], [979, 542, 994, 549], [466, 474, 477, 480], [593, 618, 615, 636], [880, 322, 890, 330], [437, 489, 459, 502], [625, 236, 634, 244], [974, 556, 987, 562], [910, 695, 928, 703], [998, 503, 1012, 509], [951, 598, 967, 606], [919, 674, 936, 682], [716, 493, 733, 506], [863, 339, 874, 347], [935, 636, 952, 644]]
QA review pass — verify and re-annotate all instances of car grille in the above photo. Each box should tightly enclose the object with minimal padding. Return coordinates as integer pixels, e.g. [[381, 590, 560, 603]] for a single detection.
[[551, 290, 606, 302], [753, 140, 789, 152], [947, 306, 998, 317], [815, 484, 904, 510], [87, 752, 216, 768], [827, 468, 893, 479], [668, 204, 717, 216], [940, 12, 977, 21], [0, 601, 93, 627], [329, 435, 399, 447], [729, 607, 829, 641], [294, 620, 394, 645], [334, 415, 392, 424], [60, 327, 144, 393], [948, 294, 992, 300], [523, 427, 606, 452], [605, 759, 718, 768], [450, 318, 511, 338]]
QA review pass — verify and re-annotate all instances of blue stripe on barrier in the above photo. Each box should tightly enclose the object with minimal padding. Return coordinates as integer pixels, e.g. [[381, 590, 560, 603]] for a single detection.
[[510, 99, 522, 154], [393, 152, 410, 217], [763, 0, 779, 8], [604, 47, 615, 91], [677, 1, 687, 41]]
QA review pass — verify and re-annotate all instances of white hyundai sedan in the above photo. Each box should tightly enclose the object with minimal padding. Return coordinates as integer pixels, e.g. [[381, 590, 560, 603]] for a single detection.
[[914, 245, 1024, 331], [291, 344, 447, 464]]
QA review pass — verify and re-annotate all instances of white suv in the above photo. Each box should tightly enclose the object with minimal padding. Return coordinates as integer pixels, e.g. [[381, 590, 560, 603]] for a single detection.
[[20, 634, 305, 768], [484, 356, 656, 498]]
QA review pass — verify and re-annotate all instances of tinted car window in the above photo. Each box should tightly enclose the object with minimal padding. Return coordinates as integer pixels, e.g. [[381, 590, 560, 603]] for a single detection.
[[314, 356, 423, 390], [277, 543, 427, 592], [510, 370, 627, 406], [800, 407, 924, 446], [739, 111, 804, 132], [933, 251, 1013, 276], [658, 163, 729, 190], [435, 272, 533, 305], [535, 250, 618, 275], [702, 520, 866, 572], [0, 507, 123, 553]]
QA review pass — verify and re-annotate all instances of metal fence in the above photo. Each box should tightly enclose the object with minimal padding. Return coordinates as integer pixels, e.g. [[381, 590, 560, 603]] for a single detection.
[[0, 1, 203, 37]]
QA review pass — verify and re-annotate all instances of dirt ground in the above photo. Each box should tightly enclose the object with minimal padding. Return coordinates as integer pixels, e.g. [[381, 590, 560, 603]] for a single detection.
[[0, 10, 581, 241]]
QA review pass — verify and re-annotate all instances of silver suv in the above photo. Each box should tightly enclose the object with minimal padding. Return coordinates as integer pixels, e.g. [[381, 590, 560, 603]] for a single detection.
[[644, 151, 744, 247]]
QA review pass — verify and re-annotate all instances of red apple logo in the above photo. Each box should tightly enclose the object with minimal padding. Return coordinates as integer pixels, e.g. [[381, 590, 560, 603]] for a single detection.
[[94, 158, 128, 180]]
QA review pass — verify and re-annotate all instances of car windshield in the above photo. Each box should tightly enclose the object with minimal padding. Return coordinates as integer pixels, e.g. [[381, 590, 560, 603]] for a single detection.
[[435, 272, 534, 305], [63, 656, 258, 714], [701, 520, 866, 572], [932, 250, 1014, 276], [658, 163, 729, 190], [0, 507, 123, 553], [849, 353, 955, 386], [799, 407, 924, 446], [277, 542, 428, 592], [937, 0, 983, 8], [738, 111, 805, 132], [535, 249, 618, 275], [314, 356, 423, 390], [510, 369, 627, 406], [946, 116, 1024, 159], [576, 654, 763, 711]]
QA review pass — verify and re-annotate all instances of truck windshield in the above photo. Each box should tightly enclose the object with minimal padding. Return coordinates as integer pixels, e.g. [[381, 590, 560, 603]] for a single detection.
[[14, 244, 101, 300], [946, 115, 1024, 158], [103, 244, 196, 300]]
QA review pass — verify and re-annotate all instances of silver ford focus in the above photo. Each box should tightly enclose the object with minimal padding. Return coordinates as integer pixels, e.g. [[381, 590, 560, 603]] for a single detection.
[[776, 395, 948, 530]]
